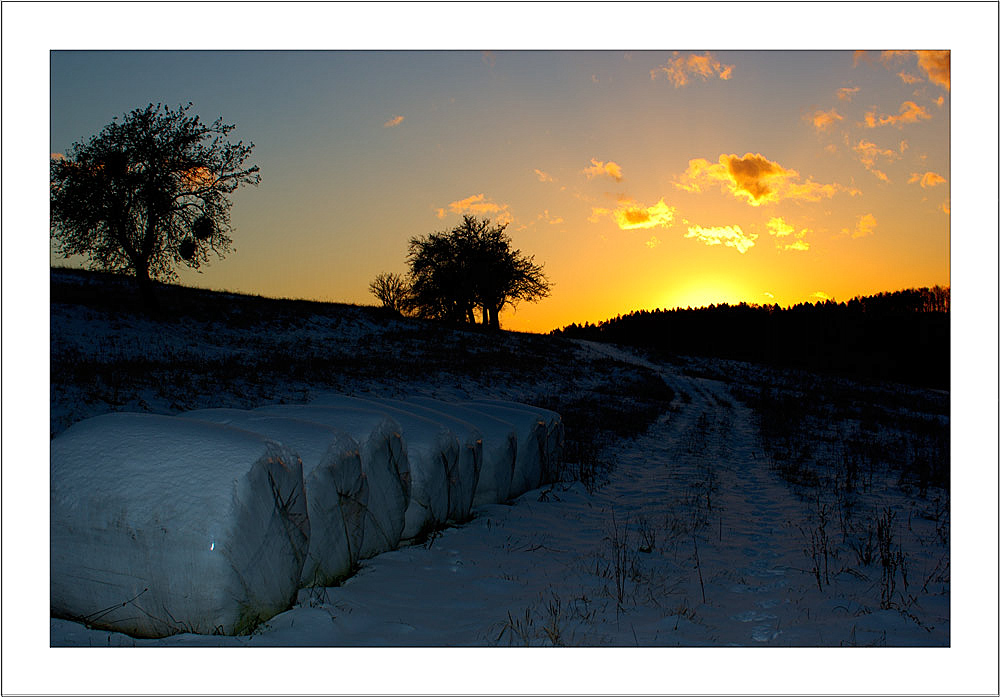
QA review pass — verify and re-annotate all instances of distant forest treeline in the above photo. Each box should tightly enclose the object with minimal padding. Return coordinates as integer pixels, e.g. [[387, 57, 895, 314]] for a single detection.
[[554, 287, 950, 389]]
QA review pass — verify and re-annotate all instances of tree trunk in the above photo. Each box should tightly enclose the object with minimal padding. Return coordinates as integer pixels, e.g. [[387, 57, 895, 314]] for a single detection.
[[486, 304, 500, 331], [134, 264, 161, 314]]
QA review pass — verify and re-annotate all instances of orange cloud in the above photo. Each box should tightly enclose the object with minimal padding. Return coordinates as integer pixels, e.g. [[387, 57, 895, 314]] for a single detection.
[[939, 199, 950, 215], [916, 51, 950, 90], [684, 224, 757, 253], [615, 198, 675, 230], [908, 171, 947, 188], [590, 197, 676, 230], [437, 193, 511, 224], [881, 50, 950, 90], [812, 291, 832, 301], [674, 152, 841, 206], [853, 139, 903, 182], [582, 158, 623, 182], [51, 152, 65, 160], [837, 86, 860, 101], [645, 235, 661, 249], [767, 217, 810, 251], [898, 71, 923, 85], [538, 209, 564, 225], [809, 108, 844, 132], [651, 51, 734, 88], [383, 115, 405, 128], [864, 100, 932, 128], [842, 213, 877, 238], [534, 168, 555, 183]]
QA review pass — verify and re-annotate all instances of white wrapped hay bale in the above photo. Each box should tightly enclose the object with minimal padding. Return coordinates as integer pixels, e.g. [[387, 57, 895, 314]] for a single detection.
[[464, 402, 547, 497], [310, 396, 457, 538], [471, 400, 564, 484], [181, 409, 368, 587], [407, 397, 518, 507], [368, 398, 483, 523], [254, 405, 409, 559], [50, 413, 309, 638]]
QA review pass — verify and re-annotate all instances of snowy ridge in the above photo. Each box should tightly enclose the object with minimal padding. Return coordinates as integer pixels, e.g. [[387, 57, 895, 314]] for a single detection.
[[50, 397, 563, 638]]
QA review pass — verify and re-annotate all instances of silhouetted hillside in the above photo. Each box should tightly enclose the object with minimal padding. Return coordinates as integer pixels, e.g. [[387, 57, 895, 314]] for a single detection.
[[554, 287, 950, 390]]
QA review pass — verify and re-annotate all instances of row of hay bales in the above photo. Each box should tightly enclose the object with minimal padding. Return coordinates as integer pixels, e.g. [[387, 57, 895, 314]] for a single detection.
[[50, 397, 563, 638]]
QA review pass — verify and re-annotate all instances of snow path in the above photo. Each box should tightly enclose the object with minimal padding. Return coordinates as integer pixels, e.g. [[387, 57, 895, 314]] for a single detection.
[[51, 343, 941, 646]]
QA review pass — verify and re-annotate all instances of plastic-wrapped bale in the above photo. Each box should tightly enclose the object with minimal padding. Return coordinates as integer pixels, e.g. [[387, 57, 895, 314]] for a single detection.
[[310, 396, 456, 538], [405, 397, 515, 508], [463, 402, 547, 498], [254, 405, 409, 559], [180, 409, 368, 587], [471, 400, 564, 484], [50, 413, 309, 638], [368, 397, 483, 523]]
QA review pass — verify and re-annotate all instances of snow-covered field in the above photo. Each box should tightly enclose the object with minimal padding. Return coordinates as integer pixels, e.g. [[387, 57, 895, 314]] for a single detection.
[[8, 270, 996, 693]]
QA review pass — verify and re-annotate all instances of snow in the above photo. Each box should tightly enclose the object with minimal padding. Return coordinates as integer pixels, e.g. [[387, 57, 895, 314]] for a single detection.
[[178, 409, 367, 586], [50, 413, 309, 638]]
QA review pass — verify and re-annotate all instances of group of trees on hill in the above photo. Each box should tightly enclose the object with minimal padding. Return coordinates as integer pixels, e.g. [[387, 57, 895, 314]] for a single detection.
[[555, 287, 950, 389], [370, 215, 551, 330]]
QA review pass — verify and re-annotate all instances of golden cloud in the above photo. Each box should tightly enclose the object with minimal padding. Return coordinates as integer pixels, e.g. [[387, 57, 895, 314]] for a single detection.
[[842, 213, 878, 238], [810, 108, 844, 131], [651, 51, 734, 88], [538, 209, 564, 225], [534, 168, 555, 183], [812, 291, 832, 301], [767, 217, 810, 251], [383, 115, 405, 128], [915, 50, 950, 90], [881, 50, 950, 91], [614, 198, 675, 230], [908, 171, 947, 188], [853, 139, 903, 182], [898, 71, 923, 85], [438, 193, 511, 224], [864, 100, 932, 128], [51, 152, 65, 160], [589, 197, 676, 230], [674, 152, 841, 206], [684, 224, 757, 254], [837, 86, 860, 101], [645, 235, 661, 249], [939, 199, 950, 215], [583, 158, 623, 182]]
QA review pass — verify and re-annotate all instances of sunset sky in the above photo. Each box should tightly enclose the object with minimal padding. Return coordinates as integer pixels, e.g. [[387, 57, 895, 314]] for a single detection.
[[48, 45, 956, 332], [3, 3, 999, 695]]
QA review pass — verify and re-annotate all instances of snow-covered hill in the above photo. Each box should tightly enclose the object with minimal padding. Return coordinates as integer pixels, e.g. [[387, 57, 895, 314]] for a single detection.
[[31, 268, 984, 694]]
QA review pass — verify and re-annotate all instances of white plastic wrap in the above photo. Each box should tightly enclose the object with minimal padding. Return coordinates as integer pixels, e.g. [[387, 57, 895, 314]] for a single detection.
[[470, 400, 564, 484], [376, 398, 486, 519], [180, 409, 368, 586], [463, 402, 547, 497], [50, 413, 309, 638], [253, 405, 409, 559], [310, 396, 457, 538]]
